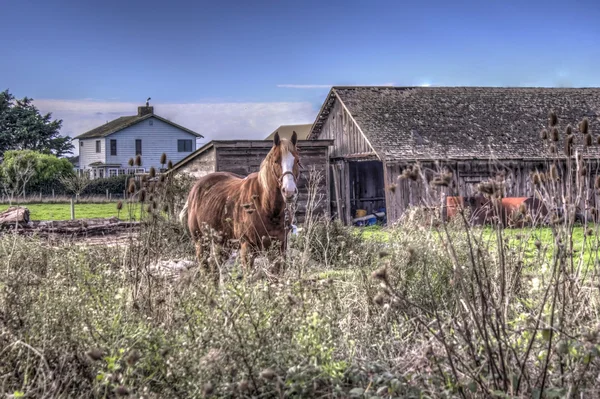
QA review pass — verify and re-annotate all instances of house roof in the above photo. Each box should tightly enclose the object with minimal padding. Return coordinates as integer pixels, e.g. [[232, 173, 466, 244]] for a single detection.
[[264, 124, 312, 141], [169, 139, 334, 174], [74, 113, 203, 140], [308, 86, 600, 161]]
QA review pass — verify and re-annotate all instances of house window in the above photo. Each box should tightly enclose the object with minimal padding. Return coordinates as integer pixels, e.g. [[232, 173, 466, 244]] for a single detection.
[[110, 139, 117, 156], [178, 139, 193, 152], [135, 139, 142, 156], [96, 140, 101, 153], [80, 141, 84, 147], [109, 169, 118, 177]]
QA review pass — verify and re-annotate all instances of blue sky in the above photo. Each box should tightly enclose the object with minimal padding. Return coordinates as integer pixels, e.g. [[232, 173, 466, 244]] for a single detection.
[[2, 0, 599, 149]]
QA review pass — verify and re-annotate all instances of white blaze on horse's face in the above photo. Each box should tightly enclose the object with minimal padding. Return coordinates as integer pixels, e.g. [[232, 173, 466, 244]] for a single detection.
[[280, 150, 297, 201]]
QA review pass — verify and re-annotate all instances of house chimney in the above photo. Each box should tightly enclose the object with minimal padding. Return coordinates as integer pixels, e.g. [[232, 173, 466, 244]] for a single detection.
[[138, 106, 154, 116]]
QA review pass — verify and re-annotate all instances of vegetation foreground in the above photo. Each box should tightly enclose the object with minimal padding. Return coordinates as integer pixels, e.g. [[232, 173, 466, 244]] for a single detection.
[[1, 206, 600, 398]]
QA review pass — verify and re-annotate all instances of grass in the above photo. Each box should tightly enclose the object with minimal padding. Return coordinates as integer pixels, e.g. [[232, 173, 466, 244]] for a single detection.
[[0, 202, 142, 221]]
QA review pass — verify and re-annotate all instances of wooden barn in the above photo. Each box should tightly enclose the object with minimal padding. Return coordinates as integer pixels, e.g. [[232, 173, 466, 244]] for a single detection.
[[307, 86, 600, 225], [169, 139, 333, 223]]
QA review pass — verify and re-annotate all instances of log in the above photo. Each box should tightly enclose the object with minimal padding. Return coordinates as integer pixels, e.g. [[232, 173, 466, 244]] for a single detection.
[[0, 207, 30, 226], [1, 215, 139, 237]]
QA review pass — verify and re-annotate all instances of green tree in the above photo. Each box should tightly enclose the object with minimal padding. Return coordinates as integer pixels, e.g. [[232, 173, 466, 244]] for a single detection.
[[0, 150, 73, 197], [0, 89, 73, 157]]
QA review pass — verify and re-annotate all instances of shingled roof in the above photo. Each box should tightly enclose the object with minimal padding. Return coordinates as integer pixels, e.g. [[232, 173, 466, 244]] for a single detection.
[[309, 86, 600, 161], [74, 111, 202, 140]]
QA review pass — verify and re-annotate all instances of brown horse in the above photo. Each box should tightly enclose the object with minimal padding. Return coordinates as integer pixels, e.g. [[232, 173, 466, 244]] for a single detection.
[[179, 131, 300, 278]]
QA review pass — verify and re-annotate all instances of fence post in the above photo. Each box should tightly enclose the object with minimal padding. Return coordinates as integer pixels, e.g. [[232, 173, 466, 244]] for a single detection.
[[106, 189, 109, 199], [52, 189, 55, 200], [70, 197, 75, 220]]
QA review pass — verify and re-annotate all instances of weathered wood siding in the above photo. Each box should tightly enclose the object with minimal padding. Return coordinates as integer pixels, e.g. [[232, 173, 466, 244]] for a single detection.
[[214, 141, 331, 223], [177, 147, 216, 178], [316, 98, 374, 158], [384, 159, 600, 224]]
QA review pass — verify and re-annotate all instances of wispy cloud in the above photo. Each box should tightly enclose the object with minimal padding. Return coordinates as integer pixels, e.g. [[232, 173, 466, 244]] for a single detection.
[[33, 99, 316, 155]]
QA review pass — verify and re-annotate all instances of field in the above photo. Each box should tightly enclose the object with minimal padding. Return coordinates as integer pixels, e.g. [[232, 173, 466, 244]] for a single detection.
[[3, 170, 600, 399], [0, 202, 141, 221]]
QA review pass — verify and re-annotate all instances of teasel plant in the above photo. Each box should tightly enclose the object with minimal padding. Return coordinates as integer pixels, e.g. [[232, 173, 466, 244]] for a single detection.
[[366, 110, 600, 397]]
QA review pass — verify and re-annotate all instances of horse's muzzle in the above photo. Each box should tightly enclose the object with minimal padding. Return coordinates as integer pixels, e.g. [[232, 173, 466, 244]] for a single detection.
[[282, 187, 298, 203]]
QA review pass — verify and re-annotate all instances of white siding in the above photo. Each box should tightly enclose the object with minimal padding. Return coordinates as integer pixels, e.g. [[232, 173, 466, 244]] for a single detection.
[[79, 138, 106, 168], [104, 117, 198, 169]]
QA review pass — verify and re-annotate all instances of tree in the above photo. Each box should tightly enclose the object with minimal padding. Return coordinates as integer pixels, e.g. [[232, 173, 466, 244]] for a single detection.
[[0, 89, 73, 158], [60, 172, 91, 200], [0, 150, 73, 198]]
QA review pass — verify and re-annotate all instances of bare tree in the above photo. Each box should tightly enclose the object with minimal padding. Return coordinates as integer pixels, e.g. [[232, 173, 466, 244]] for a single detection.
[[59, 172, 91, 201], [0, 154, 36, 205]]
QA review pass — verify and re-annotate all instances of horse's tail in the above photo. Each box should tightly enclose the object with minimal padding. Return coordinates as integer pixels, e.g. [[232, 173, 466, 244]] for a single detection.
[[179, 199, 189, 235]]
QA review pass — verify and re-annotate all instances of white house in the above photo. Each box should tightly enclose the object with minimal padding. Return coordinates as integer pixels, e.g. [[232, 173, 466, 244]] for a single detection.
[[74, 104, 203, 178]]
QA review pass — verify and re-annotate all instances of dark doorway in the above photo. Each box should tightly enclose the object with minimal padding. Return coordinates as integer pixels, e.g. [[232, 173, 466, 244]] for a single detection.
[[349, 160, 386, 223]]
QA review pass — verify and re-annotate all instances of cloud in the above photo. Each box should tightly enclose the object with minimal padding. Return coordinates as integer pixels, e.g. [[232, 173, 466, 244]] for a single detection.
[[33, 99, 317, 156]]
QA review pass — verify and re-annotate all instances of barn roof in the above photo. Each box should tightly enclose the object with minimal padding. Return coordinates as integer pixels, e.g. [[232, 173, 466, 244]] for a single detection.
[[264, 124, 312, 141], [309, 86, 600, 161], [74, 112, 203, 139]]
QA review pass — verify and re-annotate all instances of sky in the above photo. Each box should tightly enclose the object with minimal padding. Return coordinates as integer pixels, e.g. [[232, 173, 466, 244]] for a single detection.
[[2, 0, 599, 155]]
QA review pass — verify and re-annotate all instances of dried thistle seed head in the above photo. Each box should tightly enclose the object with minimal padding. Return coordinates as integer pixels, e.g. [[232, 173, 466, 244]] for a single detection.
[[534, 240, 542, 250], [550, 164, 559, 180], [551, 127, 559, 142], [260, 368, 276, 380], [373, 292, 386, 305], [115, 386, 129, 397], [580, 166, 587, 176], [371, 266, 388, 281], [564, 138, 573, 157], [152, 201, 158, 210], [519, 203, 527, 214], [116, 200, 123, 210], [135, 155, 142, 166], [566, 124, 573, 135], [388, 183, 397, 193], [587, 228, 594, 236], [128, 181, 136, 194], [160, 153, 167, 165], [203, 382, 214, 396], [595, 176, 600, 189], [149, 167, 156, 178], [167, 160, 174, 169], [126, 350, 141, 366], [86, 348, 104, 361], [549, 111, 558, 127], [550, 144, 557, 154], [540, 128, 548, 140], [378, 250, 390, 258], [139, 189, 146, 203], [238, 380, 249, 392], [128, 158, 134, 167], [585, 133, 593, 147], [580, 117, 590, 134]]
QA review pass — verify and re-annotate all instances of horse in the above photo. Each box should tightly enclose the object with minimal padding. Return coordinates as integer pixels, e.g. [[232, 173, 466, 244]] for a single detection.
[[179, 131, 301, 279]]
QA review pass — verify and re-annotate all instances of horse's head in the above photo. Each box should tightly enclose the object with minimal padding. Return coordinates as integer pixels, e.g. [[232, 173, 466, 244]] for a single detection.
[[270, 130, 300, 203]]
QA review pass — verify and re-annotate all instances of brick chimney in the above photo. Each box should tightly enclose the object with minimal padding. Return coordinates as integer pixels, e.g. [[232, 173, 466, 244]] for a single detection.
[[137, 106, 154, 116]]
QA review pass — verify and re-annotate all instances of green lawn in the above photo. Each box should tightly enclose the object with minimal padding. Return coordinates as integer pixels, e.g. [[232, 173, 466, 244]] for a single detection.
[[0, 202, 142, 221]]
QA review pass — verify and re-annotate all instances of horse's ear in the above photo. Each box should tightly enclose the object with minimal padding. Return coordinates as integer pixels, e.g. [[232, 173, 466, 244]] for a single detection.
[[273, 132, 280, 147], [291, 131, 298, 146]]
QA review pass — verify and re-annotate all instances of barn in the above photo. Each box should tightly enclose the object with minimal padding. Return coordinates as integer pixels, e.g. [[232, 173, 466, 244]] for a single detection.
[[169, 139, 333, 223], [307, 86, 600, 225]]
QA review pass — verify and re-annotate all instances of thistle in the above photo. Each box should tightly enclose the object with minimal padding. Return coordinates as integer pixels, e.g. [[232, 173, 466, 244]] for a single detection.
[[551, 127, 559, 142], [566, 124, 573, 136], [550, 164, 559, 180], [585, 133, 593, 147], [167, 160, 174, 169], [580, 117, 589, 134], [388, 183, 397, 193], [135, 155, 142, 167], [549, 111, 558, 127], [550, 144, 557, 154], [159, 174, 166, 183], [564, 135, 574, 157], [116, 200, 123, 210], [540, 129, 548, 140], [128, 158, 134, 167], [149, 166, 156, 178], [139, 189, 146, 203], [160, 153, 167, 165], [128, 181, 136, 194]]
